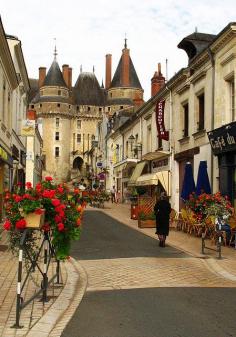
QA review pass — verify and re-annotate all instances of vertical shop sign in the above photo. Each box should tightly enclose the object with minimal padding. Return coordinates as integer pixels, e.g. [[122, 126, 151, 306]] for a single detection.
[[155, 100, 169, 141]]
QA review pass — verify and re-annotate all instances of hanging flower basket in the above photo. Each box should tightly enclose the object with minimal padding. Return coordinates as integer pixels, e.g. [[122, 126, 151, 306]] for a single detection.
[[3, 178, 85, 260], [19, 208, 45, 229]]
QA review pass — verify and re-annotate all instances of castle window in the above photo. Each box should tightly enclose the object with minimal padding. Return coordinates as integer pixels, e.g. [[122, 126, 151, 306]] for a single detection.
[[88, 106, 91, 112], [108, 107, 111, 112], [99, 107, 102, 112], [57, 103, 60, 108], [77, 106, 79, 112], [55, 132, 59, 141], [55, 147, 59, 157], [77, 120, 81, 129], [69, 105, 71, 109], [58, 90, 61, 96], [56, 118, 60, 127], [120, 106, 123, 110], [77, 134, 81, 143], [40, 104, 42, 108], [31, 104, 34, 108]]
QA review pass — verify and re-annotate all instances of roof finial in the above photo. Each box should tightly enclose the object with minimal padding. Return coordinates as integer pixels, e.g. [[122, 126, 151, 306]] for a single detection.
[[80, 65, 82, 73], [124, 32, 127, 49], [53, 38, 57, 60], [93, 65, 95, 73]]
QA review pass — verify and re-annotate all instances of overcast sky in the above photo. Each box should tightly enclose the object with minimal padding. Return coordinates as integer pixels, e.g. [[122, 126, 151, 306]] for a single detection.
[[1, 0, 236, 100]]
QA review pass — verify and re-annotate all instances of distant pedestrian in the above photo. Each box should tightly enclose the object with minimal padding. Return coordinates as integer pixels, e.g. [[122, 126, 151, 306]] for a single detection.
[[110, 185, 116, 203], [154, 191, 171, 247]]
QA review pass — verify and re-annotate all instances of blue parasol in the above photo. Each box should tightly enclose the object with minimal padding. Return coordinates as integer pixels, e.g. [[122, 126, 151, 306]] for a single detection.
[[181, 162, 196, 201], [196, 161, 211, 195]]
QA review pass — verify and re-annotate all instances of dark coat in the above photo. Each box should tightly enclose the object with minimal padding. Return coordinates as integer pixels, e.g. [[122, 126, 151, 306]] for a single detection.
[[154, 199, 171, 236]]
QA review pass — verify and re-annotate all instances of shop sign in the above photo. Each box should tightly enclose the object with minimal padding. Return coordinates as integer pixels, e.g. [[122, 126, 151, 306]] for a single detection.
[[155, 100, 169, 141], [96, 162, 103, 168], [208, 122, 236, 155], [0, 145, 12, 165], [21, 120, 35, 136], [152, 158, 169, 172], [0, 147, 8, 161]]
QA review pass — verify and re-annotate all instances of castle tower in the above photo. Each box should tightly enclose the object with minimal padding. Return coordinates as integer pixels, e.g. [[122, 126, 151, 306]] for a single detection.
[[106, 39, 144, 114], [31, 48, 72, 182]]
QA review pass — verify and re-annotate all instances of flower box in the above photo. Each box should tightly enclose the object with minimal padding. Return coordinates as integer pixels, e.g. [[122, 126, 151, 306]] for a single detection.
[[138, 219, 156, 228], [20, 210, 45, 229]]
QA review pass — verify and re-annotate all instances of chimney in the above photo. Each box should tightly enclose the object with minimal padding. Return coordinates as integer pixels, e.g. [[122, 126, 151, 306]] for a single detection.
[[62, 64, 69, 87], [39, 67, 46, 88], [68, 67, 72, 89], [151, 63, 165, 97], [121, 47, 130, 87], [27, 109, 36, 120], [105, 54, 112, 89]]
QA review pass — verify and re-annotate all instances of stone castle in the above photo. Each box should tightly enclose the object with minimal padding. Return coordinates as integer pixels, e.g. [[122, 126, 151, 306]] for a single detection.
[[29, 41, 144, 182]]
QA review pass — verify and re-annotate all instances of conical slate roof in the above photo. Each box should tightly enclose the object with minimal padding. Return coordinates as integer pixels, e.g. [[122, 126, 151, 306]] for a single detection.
[[43, 59, 67, 87], [73, 72, 105, 106], [110, 55, 142, 89]]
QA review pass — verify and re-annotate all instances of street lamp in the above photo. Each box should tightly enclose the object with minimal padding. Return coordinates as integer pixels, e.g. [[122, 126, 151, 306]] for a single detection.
[[128, 135, 142, 159]]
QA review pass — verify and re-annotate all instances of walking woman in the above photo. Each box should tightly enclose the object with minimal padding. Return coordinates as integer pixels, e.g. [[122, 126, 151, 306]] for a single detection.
[[154, 192, 171, 247]]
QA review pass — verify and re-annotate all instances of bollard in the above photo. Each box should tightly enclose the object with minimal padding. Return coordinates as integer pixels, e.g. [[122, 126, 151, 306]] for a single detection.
[[41, 239, 49, 302]]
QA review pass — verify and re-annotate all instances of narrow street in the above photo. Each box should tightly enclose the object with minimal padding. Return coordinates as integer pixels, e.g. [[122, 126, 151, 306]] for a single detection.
[[62, 208, 236, 337]]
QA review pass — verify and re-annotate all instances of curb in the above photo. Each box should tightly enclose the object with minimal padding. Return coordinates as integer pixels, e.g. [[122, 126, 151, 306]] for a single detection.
[[25, 258, 88, 337]]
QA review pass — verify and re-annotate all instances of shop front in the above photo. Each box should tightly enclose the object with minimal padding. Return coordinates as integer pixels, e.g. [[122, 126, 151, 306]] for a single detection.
[[0, 145, 13, 220], [208, 122, 236, 209]]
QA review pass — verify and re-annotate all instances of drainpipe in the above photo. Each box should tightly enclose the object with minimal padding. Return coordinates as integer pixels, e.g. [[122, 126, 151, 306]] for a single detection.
[[207, 48, 215, 192]]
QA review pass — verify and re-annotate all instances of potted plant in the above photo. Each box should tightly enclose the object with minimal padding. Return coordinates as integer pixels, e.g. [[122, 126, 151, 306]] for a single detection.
[[138, 210, 156, 228], [3, 177, 84, 260]]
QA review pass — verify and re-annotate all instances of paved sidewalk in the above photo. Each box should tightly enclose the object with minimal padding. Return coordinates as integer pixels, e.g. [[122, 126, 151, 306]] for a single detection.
[[0, 230, 84, 337], [101, 202, 236, 281]]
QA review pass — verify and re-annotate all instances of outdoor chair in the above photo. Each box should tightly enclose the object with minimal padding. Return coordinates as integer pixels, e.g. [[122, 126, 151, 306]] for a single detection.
[[169, 209, 178, 229]]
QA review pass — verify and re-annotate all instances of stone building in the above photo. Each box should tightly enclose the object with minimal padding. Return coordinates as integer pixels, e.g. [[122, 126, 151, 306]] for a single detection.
[[29, 41, 142, 183]]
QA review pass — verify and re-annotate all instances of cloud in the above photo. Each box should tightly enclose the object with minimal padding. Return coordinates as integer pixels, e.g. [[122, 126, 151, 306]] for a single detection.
[[1, 0, 235, 99]]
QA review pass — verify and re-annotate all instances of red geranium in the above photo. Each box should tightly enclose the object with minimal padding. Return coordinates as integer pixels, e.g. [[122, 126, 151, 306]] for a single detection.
[[14, 195, 23, 203], [3, 220, 11, 230], [16, 219, 27, 230], [42, 189, 56, 199], [34, 208, 44, 215], [76, 218, 81, 227], [25, 182, 32, 189], [54, 215, 62, 223], [57, 186, 64, 194], [57, 223, 65, 231], [52, 199, 60, 207], [45, 176, 53, 181]]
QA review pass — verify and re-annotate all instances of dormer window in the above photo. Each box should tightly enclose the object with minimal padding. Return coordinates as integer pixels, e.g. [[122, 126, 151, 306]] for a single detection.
[[57, 103, 60, 108]]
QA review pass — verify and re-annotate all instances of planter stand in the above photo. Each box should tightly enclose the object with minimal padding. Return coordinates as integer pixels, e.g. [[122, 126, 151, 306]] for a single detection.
[[138, 219, 156, 228], [11, 229, 62, 329]]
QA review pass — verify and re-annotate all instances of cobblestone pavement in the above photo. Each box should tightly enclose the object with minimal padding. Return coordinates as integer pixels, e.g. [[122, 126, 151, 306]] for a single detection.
[[101, 202, 236, 280], [0, 231, 66, 337]]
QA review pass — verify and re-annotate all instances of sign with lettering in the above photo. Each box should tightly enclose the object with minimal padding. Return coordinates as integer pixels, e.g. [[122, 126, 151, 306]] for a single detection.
[[21, 120, 35, 136], [152, 158, 169, 172], [155, 100, 169, 141], [208, 122, 236, 155]]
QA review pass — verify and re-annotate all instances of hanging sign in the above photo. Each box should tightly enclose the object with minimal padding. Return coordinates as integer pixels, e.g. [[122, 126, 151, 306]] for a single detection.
[[155, 100, 169, 141]]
